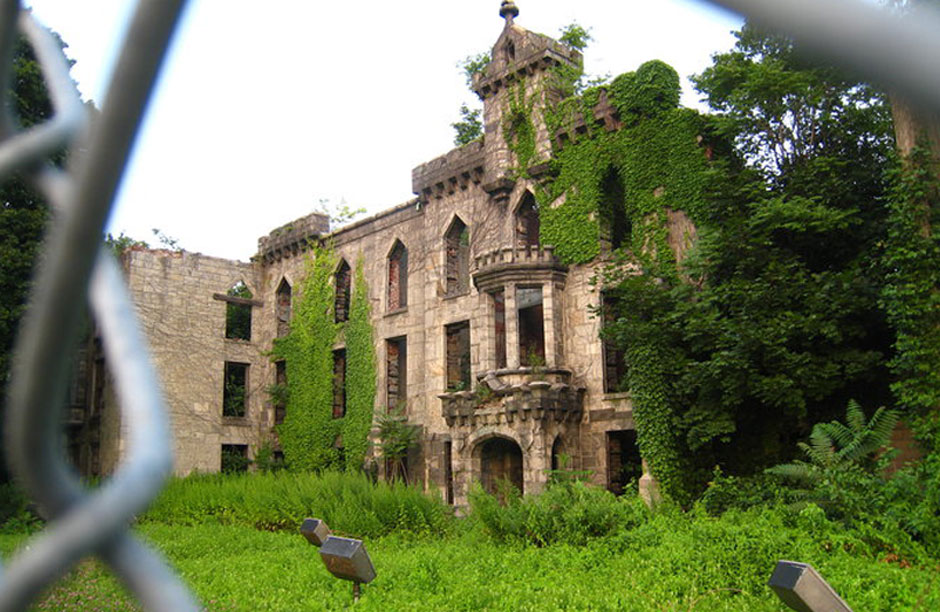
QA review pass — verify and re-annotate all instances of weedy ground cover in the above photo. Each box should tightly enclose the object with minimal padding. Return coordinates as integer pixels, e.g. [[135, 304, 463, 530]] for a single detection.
[[2, 497, 937, 610]]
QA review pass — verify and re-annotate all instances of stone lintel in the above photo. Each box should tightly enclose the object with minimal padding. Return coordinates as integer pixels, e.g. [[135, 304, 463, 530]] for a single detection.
[[212, 293, 264, 307]]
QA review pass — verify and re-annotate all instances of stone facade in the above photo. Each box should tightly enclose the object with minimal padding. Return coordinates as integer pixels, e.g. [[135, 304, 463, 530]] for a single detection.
[[77, 5, 650, 505]]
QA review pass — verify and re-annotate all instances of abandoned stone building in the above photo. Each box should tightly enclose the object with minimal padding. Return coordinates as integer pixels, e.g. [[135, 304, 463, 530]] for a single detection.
[[69, 3, 670, 506]]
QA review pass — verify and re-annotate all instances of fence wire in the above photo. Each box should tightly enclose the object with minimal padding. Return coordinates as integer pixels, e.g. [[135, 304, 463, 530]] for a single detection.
[[0, 0, 934, 610], [0, 0, 197, 610]]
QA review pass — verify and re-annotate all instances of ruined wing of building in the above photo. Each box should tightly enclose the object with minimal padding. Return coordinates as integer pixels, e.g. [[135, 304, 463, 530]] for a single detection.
[[70, 2, 696, 506]]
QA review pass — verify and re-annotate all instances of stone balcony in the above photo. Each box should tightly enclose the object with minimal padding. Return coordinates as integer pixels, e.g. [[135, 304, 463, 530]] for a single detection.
[[472, 245, 568, 292], [439, 367, 584, 429]]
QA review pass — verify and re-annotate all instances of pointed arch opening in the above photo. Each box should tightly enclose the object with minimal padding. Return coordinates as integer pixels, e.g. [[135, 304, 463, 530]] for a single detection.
[[335, 259, 351, 323], [599, 166, 630, 252], [276, 278, 291, 338], [388, 240, 408, 310], [444, 216, 470, 296], [515, 192, 540, 248]]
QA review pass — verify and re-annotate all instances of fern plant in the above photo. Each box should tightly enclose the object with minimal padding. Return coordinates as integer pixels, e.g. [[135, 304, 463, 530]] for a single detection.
[[766, 400, 899, 517]]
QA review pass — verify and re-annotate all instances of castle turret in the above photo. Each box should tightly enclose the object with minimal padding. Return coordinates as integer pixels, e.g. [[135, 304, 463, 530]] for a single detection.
[[474, 2, 582, 204]]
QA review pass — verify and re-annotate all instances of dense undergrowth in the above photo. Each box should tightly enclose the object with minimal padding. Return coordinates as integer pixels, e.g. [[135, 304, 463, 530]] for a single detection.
[[141, 470, 451, 537]]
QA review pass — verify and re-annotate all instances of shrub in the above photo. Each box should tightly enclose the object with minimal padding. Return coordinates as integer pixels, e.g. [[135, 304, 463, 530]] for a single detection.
[[468, 480, 649, 546], [0, 482, 41, 534]]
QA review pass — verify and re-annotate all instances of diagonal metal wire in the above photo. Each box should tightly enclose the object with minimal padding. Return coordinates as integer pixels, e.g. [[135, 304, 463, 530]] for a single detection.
[[0, 1, 198, 610]]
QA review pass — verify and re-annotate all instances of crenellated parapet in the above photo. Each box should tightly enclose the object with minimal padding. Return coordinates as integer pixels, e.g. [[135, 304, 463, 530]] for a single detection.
[[472, 244, 567, 292], [256, 211, 330, 264], [412, 140, 485, 203]]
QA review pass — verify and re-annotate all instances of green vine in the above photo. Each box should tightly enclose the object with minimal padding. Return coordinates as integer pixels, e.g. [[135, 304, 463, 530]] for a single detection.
[[881, 144, 940, 451], [342, 257, 377, 469], [273, 246, 378, 471], [502, 80, 537, 176]]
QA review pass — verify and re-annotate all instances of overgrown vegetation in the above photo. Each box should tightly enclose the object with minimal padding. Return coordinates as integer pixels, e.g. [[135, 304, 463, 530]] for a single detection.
[[273, 246, 377, 472], [141, 470, 451, 537]]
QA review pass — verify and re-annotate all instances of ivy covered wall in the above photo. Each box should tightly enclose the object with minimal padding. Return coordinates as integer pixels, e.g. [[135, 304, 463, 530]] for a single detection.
[[273, 245, 377, 472]]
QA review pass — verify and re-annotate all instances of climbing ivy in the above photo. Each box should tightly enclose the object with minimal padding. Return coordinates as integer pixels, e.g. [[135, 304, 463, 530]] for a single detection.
[[273, 244, 340, 471], [503, 80, 537, 176], [881, 145, 940, 451], [273, 245, 379, 472], [341, 258, 377, 470]]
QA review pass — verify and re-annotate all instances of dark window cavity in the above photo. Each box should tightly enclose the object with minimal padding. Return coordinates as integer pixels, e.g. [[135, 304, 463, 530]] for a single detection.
[[276, 278, 291, 338], [517, 286, 545, 366], [602, 293, 628, 393], [445, 321, 471, 391], [515, 192, 540, 248], [223, 361, 248, 417], [333, 349, 347, 419], [388, 241, 408, 310], [599, 166, 630, 251], [492, 290, 507, 369], [335, 260, 351, 323], [386, 336, 407, 411], [221, 444, 249, 473], [225, 281, 252, 340], [444, 217, 470, 296]]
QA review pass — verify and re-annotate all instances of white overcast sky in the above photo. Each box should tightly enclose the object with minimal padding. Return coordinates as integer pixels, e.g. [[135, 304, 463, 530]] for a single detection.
[[23, 1, 742, 261]]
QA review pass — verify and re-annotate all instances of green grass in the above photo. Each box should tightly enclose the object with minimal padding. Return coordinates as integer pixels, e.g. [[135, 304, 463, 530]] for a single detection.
[[3, 506, 937, 610]]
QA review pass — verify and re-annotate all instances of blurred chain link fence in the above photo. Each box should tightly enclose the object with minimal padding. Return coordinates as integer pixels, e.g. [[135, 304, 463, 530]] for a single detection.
[[0, 0, 934, 610], [0, 0, 197, 609]]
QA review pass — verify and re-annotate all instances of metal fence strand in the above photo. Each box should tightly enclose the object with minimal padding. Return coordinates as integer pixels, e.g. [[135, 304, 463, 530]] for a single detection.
[[0, 10, 84, 178], [703, 0, 940, 114], [0, 0, 197, 609]]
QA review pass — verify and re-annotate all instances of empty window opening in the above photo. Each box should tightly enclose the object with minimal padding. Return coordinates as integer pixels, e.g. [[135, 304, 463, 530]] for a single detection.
[[606, 430, 642, 496], [517, 286, 545, 366], [386, 337, 407, 412], [504, 40, 516, 63], [445, 321, 471, 391], [551, 436, 565, 472], [492, 290, 507, 369], [274, 360, 287, 425], [444, 218, 470, 296], [333, 349, 347, 419], [388, 241, 408, 310], [221, 444, 249, 473], [225, 281, 252, 340], [335, 260, 351, 323], [600, 166, 630, 251], [276, 278, 291, 338], [223, 362, 248, 417], [516, 193, 540, 248], [480, 437, 523, 500], [602, 293, 628, 393], [444, 440, 454, 505]]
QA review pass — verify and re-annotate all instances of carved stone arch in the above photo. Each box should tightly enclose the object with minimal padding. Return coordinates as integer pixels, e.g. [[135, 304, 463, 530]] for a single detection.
[[334, 258, 352, 323], [387, 239, 408, 310], [443, 215, 470, 296], [471, 431, 524, 497], [276, 277, 292, 337]]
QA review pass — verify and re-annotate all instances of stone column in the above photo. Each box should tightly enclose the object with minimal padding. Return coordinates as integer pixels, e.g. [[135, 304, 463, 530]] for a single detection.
[[505, 282, 519, 368]]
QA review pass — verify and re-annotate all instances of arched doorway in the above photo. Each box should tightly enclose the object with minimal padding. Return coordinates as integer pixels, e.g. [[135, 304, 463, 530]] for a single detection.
[[479, 437, 523, 497]]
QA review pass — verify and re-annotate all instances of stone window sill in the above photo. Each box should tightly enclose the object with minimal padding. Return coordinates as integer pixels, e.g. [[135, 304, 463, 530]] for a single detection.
[[222, 416, 251, 426], [442, 290, 470, 301], [602, 391, 631, 401], [385, 307, 408, 317]]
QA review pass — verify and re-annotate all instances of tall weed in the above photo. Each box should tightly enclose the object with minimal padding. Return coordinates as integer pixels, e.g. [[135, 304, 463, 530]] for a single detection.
[[142, 470, 452, 538]]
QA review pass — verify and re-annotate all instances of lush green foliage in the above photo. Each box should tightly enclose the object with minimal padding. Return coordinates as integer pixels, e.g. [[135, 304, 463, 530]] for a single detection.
[[141, 471, 452, 537], [881, 144, 940, 449], [451, 103, 483, 146], [5, 498, 937, 610], [373, 406, 420, 482], [273, 245, 341, 470], [0, 36, 60, 482], [342, 258, 376, 470], [502, 81, 537, 175], [469, 479, 649, 546], [580, 25, 896, 501], [273, 246, 378, 471]]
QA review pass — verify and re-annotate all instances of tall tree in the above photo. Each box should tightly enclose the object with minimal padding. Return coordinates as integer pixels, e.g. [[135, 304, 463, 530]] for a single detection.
[[607, 23, 897, 498], [0, 35, 62, 481]]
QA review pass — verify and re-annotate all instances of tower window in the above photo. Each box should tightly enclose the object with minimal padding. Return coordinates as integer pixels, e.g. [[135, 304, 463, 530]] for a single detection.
[[335, 260, 351, 323], [444, 218, 470, 296], [276, 278, 291, 338], [388, 241, 408, 310], [225, 281, 252, 340]]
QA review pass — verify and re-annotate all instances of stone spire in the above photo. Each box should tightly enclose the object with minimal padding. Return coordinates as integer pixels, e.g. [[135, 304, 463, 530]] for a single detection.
[[500, 1, 519, 26]]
